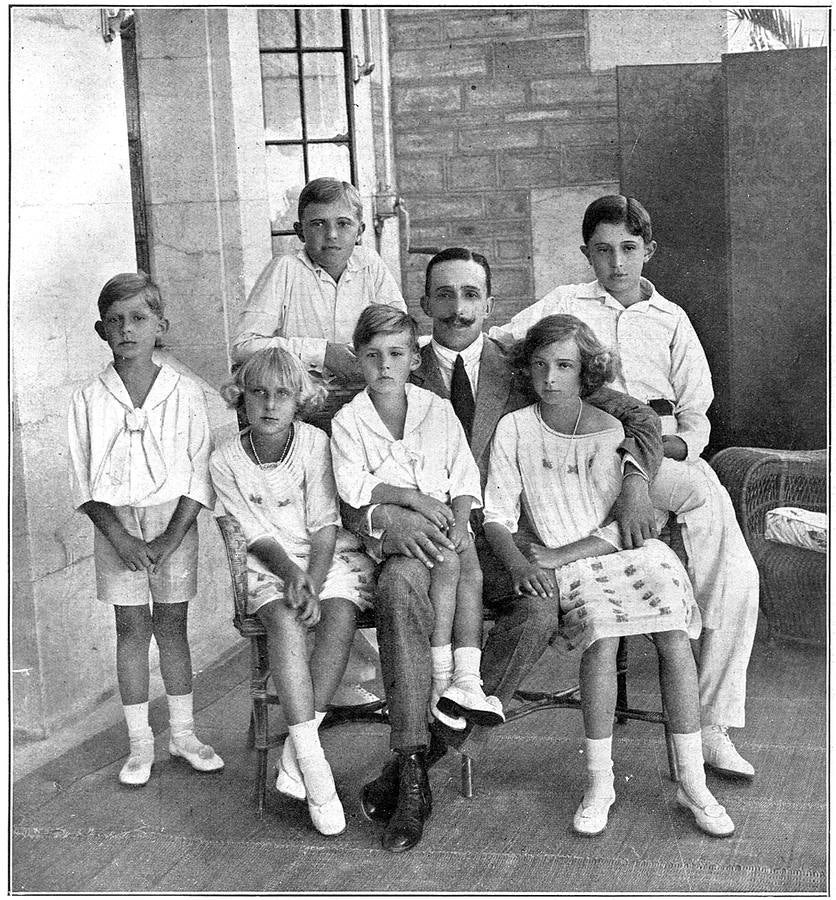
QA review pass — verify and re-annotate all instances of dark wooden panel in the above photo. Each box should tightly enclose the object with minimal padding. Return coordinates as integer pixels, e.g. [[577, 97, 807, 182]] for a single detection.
[[617, 62, 731, 452], [724, 48, 827, 450]]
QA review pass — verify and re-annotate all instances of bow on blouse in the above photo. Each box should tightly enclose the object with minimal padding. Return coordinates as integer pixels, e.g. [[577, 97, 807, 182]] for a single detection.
[[385, 441, 450, 498], [91, 407, 168, 505]]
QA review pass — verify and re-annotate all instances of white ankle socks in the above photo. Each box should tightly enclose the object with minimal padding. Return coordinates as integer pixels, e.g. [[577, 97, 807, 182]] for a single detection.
[[672, 731, 716, 807], [453, 646, 482, 686], [166, 692, 194, 741], [584, 736, 615, 800], [282, 710, 326, 776], [123, 701, 153, 745], [290, 719, 335, 804]]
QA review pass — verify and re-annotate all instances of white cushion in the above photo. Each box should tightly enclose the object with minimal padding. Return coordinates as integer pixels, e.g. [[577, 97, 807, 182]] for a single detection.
[[765, 507, 827, 554]]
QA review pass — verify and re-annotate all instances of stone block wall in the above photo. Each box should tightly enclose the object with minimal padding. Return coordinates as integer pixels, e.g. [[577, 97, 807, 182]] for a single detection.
[[386, 8, 726, 325], [387, 8, 617, 324]]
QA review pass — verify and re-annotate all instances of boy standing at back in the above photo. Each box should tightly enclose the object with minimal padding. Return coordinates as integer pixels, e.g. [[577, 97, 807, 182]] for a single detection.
[[490, 195, 759, 779], [233, 177, 406, 708], [232, 177, 405, 382]]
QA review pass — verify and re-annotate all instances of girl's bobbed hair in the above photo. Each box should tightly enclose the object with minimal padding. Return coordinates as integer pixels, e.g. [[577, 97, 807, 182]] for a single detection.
[[221, 347, 327, 417], [513, 314, 615, 397]]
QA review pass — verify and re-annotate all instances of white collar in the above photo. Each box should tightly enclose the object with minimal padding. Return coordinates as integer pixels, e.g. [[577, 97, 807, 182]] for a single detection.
[[99, 362, 179, 411], [581, 278, 675, 315], [430, 332, 484, 367], [296, 246, 363, 279], [354, 382, 435, 440]]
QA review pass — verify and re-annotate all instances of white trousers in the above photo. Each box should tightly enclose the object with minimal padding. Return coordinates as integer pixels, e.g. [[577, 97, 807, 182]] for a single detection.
[[650, 457, 760, 728]]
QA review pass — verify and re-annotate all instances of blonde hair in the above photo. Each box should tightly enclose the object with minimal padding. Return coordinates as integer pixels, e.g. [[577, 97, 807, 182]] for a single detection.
[[221, 348, 327, 418]]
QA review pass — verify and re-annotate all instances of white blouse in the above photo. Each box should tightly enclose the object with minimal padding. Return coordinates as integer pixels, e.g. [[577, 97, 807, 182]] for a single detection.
[[68, 363, 214, 510]]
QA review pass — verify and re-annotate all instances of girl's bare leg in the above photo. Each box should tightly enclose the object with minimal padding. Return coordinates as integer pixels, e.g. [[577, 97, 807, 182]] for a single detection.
[[653, 630, 701, 733], [429, 548, 459, 647], [309, 597, 357, 710], [451, 543, 484, 648], [579, 637, 619, 739], [257, 599, 313, 725]]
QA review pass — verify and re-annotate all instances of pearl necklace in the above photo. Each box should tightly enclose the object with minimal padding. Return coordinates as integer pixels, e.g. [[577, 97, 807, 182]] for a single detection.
[[249, 423, 294, 467], [539, 397, 582, 470]]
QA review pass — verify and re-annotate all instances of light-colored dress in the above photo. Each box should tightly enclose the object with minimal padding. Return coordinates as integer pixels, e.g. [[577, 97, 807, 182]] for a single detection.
[[484, 403, 700, 652], [210, 421, 375, 615]]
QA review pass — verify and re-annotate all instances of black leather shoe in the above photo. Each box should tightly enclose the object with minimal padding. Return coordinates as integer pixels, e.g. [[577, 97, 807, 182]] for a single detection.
[[360, 754, 401, 824], [381, 752, 432, 853]]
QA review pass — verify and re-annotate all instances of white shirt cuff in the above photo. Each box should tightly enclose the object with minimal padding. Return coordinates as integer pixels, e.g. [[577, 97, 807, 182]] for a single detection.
[[620, 453, 649, 481]]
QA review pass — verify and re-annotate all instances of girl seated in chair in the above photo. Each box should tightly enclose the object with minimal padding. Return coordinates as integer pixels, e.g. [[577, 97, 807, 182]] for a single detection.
[[482, 315, 734, 838], [210, 348, 375, 836]]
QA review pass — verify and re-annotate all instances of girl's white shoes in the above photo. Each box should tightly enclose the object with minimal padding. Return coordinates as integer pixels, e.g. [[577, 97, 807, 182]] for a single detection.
[[168, 731, 225, 773], [676, 786, 735, 837], [119, 737, 156, 787], [275, 757, 307, 801], [573, 792, 616, 836], [298, 755, 346, 836]]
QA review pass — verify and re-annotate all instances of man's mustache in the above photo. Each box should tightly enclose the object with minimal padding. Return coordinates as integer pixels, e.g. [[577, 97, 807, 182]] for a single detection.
[[439, 315, 477, 327]]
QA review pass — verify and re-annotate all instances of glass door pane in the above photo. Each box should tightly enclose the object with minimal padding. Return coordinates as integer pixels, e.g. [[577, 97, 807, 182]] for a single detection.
[[261, 55, 302, 141], [302, 53, 348, 139]]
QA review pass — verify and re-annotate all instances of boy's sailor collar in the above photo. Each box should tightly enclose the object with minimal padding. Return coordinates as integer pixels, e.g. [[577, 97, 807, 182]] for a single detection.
[[297, 245, 363, 279], [357, 382, 437, 440], [99, 361, 180, 411], [585, 277, 676, 315]]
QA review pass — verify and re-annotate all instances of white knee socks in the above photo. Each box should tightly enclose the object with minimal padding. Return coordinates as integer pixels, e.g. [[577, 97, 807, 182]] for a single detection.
[[584, 736, 615, 801], [672, 731, 716, 807], [453, 646, 482, 685], [431, 644, 454, 694]]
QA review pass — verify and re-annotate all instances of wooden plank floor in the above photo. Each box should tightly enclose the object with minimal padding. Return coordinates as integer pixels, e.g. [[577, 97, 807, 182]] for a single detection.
[[12, 622, 827, 894]]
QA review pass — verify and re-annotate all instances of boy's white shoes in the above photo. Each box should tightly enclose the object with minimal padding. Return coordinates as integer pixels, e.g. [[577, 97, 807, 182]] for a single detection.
[[701, 725, 755, 779], [573, 791, 616, 836], [676, 786, 735, 837], [169, 731, 225, 773], [436, 675, 505, 727], [119, 736, 155, 787]]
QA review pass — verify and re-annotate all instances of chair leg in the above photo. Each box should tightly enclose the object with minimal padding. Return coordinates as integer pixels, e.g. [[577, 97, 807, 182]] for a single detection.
[[460, 754, 473, 799], [615, 637, 629, 724], [247, 709, 256, 749], [256, 746, 269, 817]]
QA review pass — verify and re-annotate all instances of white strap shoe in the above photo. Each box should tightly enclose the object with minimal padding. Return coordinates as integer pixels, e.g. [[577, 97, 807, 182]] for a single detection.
[[119, 737, 155, 787], [169, 732, 225, 773], [676, 786, 735, 837], [573, 792, 616, 836]]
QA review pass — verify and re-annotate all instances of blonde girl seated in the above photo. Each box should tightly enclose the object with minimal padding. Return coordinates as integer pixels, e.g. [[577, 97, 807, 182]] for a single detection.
[[483, 314, 734, 838], [68, 272, 223, 788], [209, 348, 375, 836]]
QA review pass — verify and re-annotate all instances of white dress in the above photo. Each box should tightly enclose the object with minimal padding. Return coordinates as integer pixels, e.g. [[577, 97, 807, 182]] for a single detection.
[[210, 422, 375, 615], [484, 403, 700, 652]]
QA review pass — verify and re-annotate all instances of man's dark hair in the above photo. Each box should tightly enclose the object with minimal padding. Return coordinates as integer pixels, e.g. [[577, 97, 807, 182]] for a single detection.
[[424, 247, 492, 298]]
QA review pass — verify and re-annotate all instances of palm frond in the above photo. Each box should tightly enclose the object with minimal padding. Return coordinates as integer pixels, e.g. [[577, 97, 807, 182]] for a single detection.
[[729, 7, 817, 49]]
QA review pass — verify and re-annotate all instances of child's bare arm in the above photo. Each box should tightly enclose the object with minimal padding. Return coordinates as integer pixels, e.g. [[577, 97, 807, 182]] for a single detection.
[[145, 497, 202, 572], [484, 521, 554, 599], [80, 501, 155, 571], [323, 342, 361, 382], [249, 536, 320, 622], [369, 483, 454, 532], [306, 525, 336, 595], [529, 535, 616, 571]]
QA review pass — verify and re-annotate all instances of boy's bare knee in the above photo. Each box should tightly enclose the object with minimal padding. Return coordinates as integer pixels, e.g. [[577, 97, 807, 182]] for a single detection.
[[115, 606, 153, 645]]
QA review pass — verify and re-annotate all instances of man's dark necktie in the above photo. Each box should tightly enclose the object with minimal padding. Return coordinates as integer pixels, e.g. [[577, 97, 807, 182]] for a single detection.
[[451, 354, 475, 439]]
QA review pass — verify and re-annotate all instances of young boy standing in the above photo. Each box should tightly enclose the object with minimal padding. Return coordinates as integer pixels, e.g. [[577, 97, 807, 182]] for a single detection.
[[489, 195, 759, 779]]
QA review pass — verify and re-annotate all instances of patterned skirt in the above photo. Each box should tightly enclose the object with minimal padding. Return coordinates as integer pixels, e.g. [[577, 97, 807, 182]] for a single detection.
[[555, 538, 701, 653]]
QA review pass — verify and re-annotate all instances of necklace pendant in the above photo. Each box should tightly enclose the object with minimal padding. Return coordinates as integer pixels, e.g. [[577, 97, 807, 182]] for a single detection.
[[542, 458, 553, 469]]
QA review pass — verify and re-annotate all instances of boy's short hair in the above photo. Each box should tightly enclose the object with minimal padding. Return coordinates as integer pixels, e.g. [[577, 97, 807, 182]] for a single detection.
[[221, 347, 326, 416], [582, 195, 653, 245], [424, 246, 492, 297], [513, 314, 614, 397], [97, 271, 164, 320], [297, 177, 363, 223], [352, 306, 419, 352]]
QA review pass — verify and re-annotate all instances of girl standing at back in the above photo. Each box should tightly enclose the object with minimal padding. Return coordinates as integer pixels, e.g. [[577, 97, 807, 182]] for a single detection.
[[483, 314, 734, 838], [209, 347, 375, 836], [68, 272, 224, 788]]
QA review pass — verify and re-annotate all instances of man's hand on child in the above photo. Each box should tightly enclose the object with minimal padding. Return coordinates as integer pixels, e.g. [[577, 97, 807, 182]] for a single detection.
[[406, 494, 455, 532], [509, 560, 555, 599], [113, 533, 156, 572], [606, 474, 658, 549], [662, 434, 688, 461], [380, 506, 455, 567]]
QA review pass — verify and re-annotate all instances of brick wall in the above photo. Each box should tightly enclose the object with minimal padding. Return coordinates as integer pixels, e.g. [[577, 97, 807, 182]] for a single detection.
[[387, 8, 618, 324]]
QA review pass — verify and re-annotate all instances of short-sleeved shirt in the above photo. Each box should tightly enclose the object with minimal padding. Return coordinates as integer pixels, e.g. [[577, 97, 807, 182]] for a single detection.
[[67, 363, 215, 509], [231, 245, 406, 370], [489, 278, 714, 459]]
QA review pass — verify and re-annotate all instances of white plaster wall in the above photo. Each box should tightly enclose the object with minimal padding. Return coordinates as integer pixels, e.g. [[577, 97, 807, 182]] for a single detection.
[[587, 8, 727, 70], [12, 8, 243, 738], [11, 7, 137, 736]]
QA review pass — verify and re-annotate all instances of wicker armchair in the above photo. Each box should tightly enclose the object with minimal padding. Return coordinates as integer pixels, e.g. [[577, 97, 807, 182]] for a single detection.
[[710, 448, 827, 645]]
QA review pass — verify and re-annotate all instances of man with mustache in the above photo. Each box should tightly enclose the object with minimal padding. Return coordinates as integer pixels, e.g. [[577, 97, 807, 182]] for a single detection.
[[347, 247, 664, 852]]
